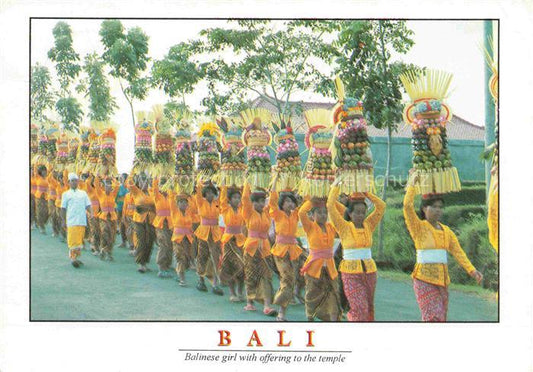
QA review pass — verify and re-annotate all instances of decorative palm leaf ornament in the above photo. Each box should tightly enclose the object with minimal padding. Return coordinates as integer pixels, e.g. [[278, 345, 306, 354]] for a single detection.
[[400, 69, 460, 194], [151, 104, 175, 180], [173, 107, 195, 195], [132, 111, 154, 175], [196, 117, 221, 183]]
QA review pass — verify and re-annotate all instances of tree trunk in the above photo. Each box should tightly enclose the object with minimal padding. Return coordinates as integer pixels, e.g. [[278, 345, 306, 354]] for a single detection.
[[377, 125, 392, 259], [118, 79, 135, 128]]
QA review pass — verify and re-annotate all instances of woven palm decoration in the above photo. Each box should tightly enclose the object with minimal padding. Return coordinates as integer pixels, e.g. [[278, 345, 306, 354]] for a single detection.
[[54, 131, 69, 172], [271, 115, 300, 191], [151, 104, 175, 179], [331, 76, 375, 195], [240, 108, 273, 189], [173, 108, 195, 195], [298, 109, 335, 198], [400, 69, 460, 194], [96, 121, 118, 178], [132, 111, 154, 175], [196, 118, 221, 183], [216, 116, 246, 187], [76, 127, 92, 174]]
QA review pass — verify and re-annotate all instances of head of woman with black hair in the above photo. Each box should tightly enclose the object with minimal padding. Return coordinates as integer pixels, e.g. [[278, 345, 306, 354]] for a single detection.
[[228, 187, 242, 209], [310, 198, 328, 225], [339, 192, 349, 207], [177, 195, 189, 213], [279, 192, 297, 214], [344, 198, 367, 227], [419, 194, 445, 224], [202, 183, 218, 203], [120, 173, 128, 184], [251, 190, 266, 213], [37, 165, 47, 178]]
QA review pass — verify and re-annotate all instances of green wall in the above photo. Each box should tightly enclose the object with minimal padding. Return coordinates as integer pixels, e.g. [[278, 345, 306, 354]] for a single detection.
[[290, 134, 485, 182]]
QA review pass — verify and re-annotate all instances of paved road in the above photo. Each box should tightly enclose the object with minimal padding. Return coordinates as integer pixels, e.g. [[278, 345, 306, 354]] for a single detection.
[[30, 228, 497, 321]]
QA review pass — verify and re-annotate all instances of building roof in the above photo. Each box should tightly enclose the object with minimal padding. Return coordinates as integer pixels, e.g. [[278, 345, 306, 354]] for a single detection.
[[251, 96, 485, 141]]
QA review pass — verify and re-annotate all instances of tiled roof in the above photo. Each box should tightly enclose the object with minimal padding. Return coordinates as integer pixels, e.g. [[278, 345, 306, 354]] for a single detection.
[[251, 96, 484, 141]]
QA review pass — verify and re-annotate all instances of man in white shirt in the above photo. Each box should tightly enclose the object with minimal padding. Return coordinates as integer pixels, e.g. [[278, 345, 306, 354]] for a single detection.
[[61, 173, 92, 268]]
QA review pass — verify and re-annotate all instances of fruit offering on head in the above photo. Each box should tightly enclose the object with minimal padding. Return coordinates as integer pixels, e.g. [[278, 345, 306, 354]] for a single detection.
[[240, 108, 273, 189], [196, 120, 221, 181], [272, 115, 301, 190], [217, 116, 247, 187], [400, 69, 460, 194], [298, 109, 335, 198]]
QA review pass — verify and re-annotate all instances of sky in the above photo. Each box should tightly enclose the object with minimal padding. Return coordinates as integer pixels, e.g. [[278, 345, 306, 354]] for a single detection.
[[30, 19, 496, 173]]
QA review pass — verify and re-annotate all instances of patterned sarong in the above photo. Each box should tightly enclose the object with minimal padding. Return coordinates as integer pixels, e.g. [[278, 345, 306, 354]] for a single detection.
[[413, 278, 449, 322], [156, 224, 173, 271], [341, 272, 377, 321], [244, 249, 273, 304], [273, 254, 296, 308], [133, 220, 155, 265], [99, 218, 116, 254], [219, 237, 244, 285], [304, 267, 341, 321], [36, 197, 49, 230]]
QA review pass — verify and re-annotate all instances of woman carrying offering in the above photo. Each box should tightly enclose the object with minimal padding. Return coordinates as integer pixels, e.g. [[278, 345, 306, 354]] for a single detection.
[[94, 176, 120, 261], [194, 182, 224, 295], [84, 174, 101, 255], [241, 181, 277, 317], [299, 198, 341, 321], [126, 174, 156, 273], [34, 165, 50, 234], [169, 187, 196, 287], [269, 174, 302, 321], [327, 179, 386, 321], [152, 178, 175, 278], [219, 185, 246, 303], [404, 171, 483, 321]]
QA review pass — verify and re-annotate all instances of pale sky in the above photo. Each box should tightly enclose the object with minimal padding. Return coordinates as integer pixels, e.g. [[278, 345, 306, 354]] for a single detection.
[[30, 19, 495, 173]]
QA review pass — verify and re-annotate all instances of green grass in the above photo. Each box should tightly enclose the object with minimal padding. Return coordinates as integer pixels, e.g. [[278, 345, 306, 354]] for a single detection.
[[31, 226, 497, 322]]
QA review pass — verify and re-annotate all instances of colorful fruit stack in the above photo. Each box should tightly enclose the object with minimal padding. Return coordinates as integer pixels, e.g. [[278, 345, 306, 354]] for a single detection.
[[241, 108, 273, 189], [54, 132, 69, 172], [31, 123, 38, 162], [151, 105, 175, 179], [32, 124, 49, 167], [76, 128, 92, 174], [400, 69, 460, 194], [45, 124, 60, 164], [96, 127, 118, 178], [66, 133, 79, 173], [196, 120, 221, 183], [331, 77, 375, 194], [298, 109, 335, 198], [217, 116, 246, 187], [272, 116, 300, 191], [133, 111, 154, 175], [84, 123, 101, 174], [173, 110, 195, 195]]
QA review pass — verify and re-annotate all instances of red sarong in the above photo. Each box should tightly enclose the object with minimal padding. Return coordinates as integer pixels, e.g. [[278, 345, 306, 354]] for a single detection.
[[413, 278, 448, 322], [341, 272, 377, 322]]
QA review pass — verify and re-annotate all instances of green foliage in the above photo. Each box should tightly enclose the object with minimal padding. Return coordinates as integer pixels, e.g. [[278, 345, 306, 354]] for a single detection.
[[56, 97, 84, 131], [197, 20, 336, 117], [31, 64, 55, 122], [83, 53, 117, 121], [99, 20, 150, 126], [47, 21, 81, 93], [151, 42, 205, 100], [330, 21, 418, 131]]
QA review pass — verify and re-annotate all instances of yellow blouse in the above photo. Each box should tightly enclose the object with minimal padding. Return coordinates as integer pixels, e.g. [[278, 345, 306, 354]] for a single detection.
[[169, 191, 195, 243], [269, 191, 302, 260], [194, 185, 222, 242], [220, 186, 246, 247], [327, 186, 386, 274], [298, 200, 338, 280], [403, 185, 476, 287], [151, 179, 173, 230], [94, 177, 119, 221], [242, 183, 271, 258]]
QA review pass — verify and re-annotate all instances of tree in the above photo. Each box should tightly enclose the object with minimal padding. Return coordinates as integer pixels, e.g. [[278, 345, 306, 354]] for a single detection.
[[331, 20, 418, 259], [31, 63, 55, 122], [47, 21, 84, 131], [81, 52, 117, 121], [151, 41, 205, 108], [197, 20, 338, 118], [99, 20, 150, 128]]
